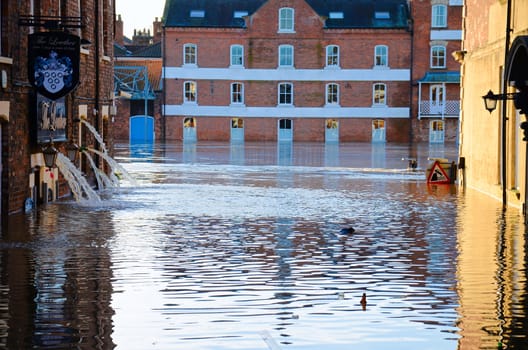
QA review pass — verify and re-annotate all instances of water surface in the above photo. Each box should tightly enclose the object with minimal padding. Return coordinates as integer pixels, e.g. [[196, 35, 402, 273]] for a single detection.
[[1, 142, 526, 350]]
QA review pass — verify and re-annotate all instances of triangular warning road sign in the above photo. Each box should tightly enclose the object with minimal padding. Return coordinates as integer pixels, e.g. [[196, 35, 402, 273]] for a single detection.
[[427, 160, 451, 184]]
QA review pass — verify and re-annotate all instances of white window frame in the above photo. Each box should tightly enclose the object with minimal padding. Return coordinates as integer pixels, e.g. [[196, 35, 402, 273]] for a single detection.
[[374, 45, 388, 67], [326, 45, 340, 68], [373, 83, 387, 106], [278, 83, 293, 106], [231, 82, 244, 105], [279, 8, 294, 32], [183, 43, 197, 65], [431, 45, 446, 68], [279, 45, 294, 67], [432, 5, 447, 28], [184, 81, 197, 103], [230, 45, 244, 67], [326, 83, 339, 105]]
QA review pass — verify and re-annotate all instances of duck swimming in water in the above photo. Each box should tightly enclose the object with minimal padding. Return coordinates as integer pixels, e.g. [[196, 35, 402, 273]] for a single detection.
[[340, 227, 355, 234]]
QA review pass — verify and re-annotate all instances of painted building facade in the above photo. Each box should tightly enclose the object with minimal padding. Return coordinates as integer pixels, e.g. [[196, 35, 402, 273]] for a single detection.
[[457, 4, 528, 349], [0, 0, 115, 221], [458, 0, 528, 211], [160, 0, 462, 144]]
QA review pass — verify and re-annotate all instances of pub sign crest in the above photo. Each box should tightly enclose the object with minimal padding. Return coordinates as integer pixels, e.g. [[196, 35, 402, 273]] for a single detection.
[[28, 32, 80, 100]]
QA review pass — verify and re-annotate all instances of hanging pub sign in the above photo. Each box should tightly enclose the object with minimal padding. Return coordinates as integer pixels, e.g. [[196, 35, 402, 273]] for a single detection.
[[36, 93, 67, 143], [28, 32, 80, 100]]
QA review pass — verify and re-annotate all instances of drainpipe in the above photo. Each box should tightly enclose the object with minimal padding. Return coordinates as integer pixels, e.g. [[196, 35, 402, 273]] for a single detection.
[[408, 9, 415, 144], [95, 0, 101, 171], [500, 0, 512, 208], [162, 24, 166, 141]]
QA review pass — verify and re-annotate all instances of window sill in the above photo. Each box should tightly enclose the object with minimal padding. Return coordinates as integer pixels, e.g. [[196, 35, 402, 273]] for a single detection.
[[372, 104, 388, 108], [0, 57, 13, 65], [373, 65, 389, 70], [230, 103, 246, 107], [324, 65, 341, 70], [325, 103, 340, 108]]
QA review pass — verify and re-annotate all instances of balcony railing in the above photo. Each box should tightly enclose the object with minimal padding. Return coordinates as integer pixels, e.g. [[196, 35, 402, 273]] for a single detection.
[[418, 100, 460, 118]]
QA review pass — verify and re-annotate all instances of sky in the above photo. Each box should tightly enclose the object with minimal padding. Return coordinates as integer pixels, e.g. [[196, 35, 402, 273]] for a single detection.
[[116, 0, 165, 39]]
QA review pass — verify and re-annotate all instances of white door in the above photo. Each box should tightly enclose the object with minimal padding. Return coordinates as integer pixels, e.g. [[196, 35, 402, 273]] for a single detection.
[[278, 119, 293, 142], [372, 119, 386, 143], [325, 119, 339, 143], [429, 120, 445, 144], [430, 85, 445, 115], [183, 117, 197, 142], [230, 118, 244, 143]]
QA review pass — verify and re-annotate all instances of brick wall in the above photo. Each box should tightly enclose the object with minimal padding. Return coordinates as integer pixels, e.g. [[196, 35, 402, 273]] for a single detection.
[[0, 0, 115, 217]]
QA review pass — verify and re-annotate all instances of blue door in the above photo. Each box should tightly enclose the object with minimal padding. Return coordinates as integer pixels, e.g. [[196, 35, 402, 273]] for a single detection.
[[130, 115, 154, 142]]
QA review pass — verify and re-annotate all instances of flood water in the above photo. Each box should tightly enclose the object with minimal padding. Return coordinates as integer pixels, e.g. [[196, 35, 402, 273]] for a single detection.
[[1, 141, 527, 350]]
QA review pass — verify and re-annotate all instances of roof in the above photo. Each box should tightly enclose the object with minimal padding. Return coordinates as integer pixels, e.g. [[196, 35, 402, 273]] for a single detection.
[[418, 71, 461, 84], [163, 0, 410, 29], [114, 59, 163, 98]]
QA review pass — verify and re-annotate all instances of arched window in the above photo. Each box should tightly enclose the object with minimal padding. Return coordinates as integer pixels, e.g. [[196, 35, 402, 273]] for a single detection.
[[326, 45, 340, 67], [230, 45, 243, 66], [183, 43, 197, 65], [278, 83, 293, 105], [432, 5, 447, 28], [279, 45, 294, 67], [373, 83, 386, 105], [326, 83, 339, 105], [279, 8, 294, 32], [184, 81, 197, 103], [231, 83, 244, 104], [374, 45, 388, 67]]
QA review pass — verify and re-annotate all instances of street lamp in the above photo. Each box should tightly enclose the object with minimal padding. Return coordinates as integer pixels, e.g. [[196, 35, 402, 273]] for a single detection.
[[65, 141, 79, 162], [482, 89, 528, 114], [42, 141, 58, 168], [482, 89, 521, 113]]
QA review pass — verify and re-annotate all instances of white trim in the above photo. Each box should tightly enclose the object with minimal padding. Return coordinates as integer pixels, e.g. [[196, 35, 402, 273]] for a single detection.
[[0, 57, 13, 65], [163, 104, 409, 118], [430, 30, 462, 41], [163, 67, 410, 81]]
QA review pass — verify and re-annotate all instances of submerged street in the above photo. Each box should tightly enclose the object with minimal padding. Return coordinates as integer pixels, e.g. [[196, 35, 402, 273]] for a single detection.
[[0, 142, 527, 349]]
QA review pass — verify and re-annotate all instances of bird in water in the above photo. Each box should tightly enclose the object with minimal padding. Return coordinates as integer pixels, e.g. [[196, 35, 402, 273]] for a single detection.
[[340, 227, 355, 234]]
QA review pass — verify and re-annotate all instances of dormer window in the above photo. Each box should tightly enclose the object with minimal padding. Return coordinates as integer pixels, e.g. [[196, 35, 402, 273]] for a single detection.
[[190, 10, 205, 18], [234, 11, 248, 18], [329, 12, 344, 19], [375, 11, 390, 19]]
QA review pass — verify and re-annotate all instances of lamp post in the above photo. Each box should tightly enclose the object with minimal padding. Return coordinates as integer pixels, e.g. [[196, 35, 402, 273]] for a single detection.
[[65, 141, 79, 163], [482, 90, 523, 113], [42, 141, 58, 168]]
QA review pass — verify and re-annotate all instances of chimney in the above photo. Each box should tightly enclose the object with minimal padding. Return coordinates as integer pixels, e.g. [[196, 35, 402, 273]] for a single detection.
[[153, 17, 162, 43], [115, 14, 124, 46]]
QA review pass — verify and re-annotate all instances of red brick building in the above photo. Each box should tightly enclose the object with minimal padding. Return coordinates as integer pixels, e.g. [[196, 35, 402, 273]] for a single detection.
[[162, 0, 412, 143], [410, 0, 462, 143], [160, 0, 462, 144], [0, 0, 115, 220]]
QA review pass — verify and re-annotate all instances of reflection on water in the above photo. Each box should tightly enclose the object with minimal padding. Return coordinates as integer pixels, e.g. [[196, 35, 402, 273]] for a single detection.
[[0, 142, 527, 350]]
